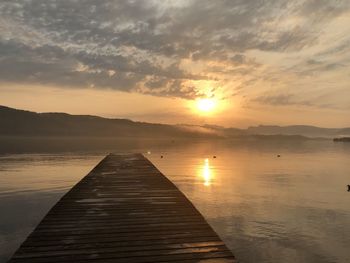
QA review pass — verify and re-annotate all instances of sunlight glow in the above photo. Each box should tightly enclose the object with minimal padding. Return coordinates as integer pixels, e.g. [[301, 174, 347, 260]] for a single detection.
[[202, 158, 212, 186], [197, 98, 216, 113]]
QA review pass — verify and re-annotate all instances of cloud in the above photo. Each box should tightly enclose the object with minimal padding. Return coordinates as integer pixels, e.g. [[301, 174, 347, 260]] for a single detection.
[[252, 94, 312, 107], [252, 91, 350, 110], [0, 0, 349, 101]]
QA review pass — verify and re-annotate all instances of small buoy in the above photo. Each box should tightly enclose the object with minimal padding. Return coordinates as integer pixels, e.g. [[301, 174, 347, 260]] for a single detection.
[[147, 151, 151, 155], [161, 155, 163, 158], [277, 155, 281, 157], [213, 156, 217, 159]]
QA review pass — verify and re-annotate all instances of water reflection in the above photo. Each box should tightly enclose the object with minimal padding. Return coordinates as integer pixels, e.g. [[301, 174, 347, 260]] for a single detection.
[[199, 158, 214, 186], [148, 141, 350, 263], [1, 140, 350, 263]]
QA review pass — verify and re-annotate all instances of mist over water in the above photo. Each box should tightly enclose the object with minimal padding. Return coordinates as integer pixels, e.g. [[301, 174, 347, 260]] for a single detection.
[[0, 138, 349, 262]]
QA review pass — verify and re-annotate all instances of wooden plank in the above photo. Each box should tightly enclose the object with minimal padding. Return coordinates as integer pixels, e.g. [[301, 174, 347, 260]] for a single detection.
[[9, 153, 236, 262]]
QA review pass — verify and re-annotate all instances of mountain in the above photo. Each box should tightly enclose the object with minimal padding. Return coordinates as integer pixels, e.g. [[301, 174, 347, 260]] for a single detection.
[[1, 105, 349, 139], [0, 105, 217, 138], [246, 125, 350, 138]]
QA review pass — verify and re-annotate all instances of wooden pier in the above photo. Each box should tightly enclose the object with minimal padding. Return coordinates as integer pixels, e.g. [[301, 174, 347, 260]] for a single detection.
[[9, 153, 236, 262]]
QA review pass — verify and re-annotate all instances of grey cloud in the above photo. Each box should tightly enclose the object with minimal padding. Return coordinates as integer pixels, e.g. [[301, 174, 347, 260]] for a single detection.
[[307, 59, 323, 65], [323, 63, 345, 71], [0, 38, 205, 95], [252, 93, 345, 110], [290, 59, 347, 76], [253, 94, 313, 107], [299, 0, 349, 19], [141, 79, 207, 100], [0, 0, 349, 99], [231, 54, 246, 64]]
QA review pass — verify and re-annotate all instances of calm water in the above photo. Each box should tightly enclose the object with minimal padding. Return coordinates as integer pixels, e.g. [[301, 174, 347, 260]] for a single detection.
[[0, 139, 349, 262]]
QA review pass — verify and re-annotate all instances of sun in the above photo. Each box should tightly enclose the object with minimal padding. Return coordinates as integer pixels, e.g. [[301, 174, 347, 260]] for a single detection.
[[197, 98, 216, 112]]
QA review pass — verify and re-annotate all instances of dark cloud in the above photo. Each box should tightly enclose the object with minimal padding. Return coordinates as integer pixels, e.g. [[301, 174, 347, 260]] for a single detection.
[[0, 0, 349, 99], [252, 94, 313, 107], [289, 58, 347, 77], [252, 93, 345, 110], [231, 54, 246, 64]]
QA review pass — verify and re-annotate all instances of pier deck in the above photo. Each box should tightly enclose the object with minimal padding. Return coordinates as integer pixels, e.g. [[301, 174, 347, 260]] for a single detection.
[[9, 153, 236, 262]]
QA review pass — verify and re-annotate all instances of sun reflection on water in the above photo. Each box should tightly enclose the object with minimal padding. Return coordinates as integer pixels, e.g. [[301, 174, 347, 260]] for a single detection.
[[201, 158, 213, 186]]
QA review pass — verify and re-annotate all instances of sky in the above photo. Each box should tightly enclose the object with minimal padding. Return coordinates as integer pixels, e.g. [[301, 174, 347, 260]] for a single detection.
[[0, 0, 349, 128]]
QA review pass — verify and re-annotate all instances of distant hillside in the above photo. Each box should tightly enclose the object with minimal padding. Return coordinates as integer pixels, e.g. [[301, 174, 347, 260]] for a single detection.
[[247, 125, 350, 138], [333, 137, 350, 142], [1, 105, 349, 139], [0, 106, 216, 138]]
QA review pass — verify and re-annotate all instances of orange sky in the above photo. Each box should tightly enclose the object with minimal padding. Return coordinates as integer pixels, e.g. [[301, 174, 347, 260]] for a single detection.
[[1, 83, 349, 128], [0, 1, 349, 128]]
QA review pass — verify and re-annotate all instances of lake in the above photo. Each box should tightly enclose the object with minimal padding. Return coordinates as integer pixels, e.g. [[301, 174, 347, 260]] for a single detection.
[[0, 138, 349, 262]]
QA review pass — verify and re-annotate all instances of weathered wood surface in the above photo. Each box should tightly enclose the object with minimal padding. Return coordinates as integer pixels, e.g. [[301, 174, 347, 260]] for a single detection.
[[9, 153, 236, 262]]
